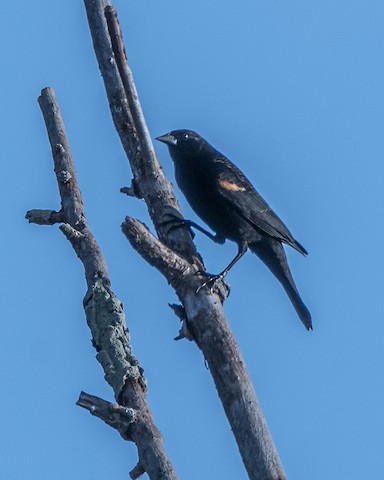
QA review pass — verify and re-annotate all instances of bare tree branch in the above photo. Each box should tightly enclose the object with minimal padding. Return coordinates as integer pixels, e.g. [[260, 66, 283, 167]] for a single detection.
[[121, 217, 197, 286], [25, 209, 64, 225], [84, 0, 200, 267], [84, 1, 288, 478], [27, 87, 178, 480], [105, 5, 154, 172], [77, 391, 136, 441]]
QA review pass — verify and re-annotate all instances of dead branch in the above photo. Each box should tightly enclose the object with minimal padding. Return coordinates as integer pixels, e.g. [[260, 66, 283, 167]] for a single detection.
[[27, 87, 178, 480], [84, 1, 287, 478]]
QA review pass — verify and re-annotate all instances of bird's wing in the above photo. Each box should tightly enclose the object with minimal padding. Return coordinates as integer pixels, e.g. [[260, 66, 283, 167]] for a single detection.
[[213, 157, 307, 255]]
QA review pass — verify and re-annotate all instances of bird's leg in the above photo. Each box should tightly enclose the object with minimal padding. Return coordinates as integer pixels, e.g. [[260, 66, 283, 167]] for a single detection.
[[161, 213, 195, 238], [196, 242, 248, 293], [189, 221, 225, 244], [162, 213, 225, 244]]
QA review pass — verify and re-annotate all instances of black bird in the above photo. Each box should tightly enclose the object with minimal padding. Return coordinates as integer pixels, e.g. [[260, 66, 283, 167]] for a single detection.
[[156, 129, 312, 330]]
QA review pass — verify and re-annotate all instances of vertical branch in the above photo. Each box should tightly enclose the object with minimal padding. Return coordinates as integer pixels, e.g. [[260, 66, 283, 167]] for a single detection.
[[122, 218, 287, 480], [83, 1, 287, 478], [105, 6, 153, 164], [84, 0, 200, 265]]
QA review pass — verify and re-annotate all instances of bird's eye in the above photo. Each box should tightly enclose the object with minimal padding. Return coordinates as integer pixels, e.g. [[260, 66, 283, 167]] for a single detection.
[[183, 133, 189, 140]]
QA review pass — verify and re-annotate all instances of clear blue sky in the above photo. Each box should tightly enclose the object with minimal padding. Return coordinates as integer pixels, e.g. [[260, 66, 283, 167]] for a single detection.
[[2, 1, 384, 478]]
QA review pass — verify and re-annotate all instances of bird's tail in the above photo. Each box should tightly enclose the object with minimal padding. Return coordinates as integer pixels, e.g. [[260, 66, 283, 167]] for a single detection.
[[249, 240, 312, 330]]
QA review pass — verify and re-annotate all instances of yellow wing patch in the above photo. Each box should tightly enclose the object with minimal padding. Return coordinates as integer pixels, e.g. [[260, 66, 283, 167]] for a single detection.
[[218, 179, 246, 192]]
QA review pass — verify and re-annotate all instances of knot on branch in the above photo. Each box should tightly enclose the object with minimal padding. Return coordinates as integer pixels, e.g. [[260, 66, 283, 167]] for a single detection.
[[120, 179, 142, 199], [54, 143, 66, 155], [169, 303, 194, 341], [60, 223, 84, 241], [129, 462, 145, 480], [56, 168, 72, 184]]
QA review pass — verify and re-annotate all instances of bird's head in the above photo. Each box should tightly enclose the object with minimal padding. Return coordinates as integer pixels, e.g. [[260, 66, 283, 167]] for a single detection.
[[156, 129, 205, 156]]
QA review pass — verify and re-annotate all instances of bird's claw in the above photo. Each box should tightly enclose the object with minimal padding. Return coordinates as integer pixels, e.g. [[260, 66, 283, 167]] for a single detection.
[[196, 274, 224, 294]]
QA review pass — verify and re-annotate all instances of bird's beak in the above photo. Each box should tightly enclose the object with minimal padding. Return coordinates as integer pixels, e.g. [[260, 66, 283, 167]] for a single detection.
[[156, 133, 178, 146]]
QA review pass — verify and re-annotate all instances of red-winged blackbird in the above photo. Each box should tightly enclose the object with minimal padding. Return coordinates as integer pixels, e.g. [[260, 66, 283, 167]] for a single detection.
[[156, 129, 312, 330]]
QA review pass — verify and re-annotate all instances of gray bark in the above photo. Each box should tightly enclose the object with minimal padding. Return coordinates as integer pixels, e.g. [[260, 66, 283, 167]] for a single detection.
[[26, 87, 179, 480], [83, 2, 287, 477]]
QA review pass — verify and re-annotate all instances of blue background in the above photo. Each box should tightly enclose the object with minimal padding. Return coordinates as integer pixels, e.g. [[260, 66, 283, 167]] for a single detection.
[[2, 1, 384, 478]]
